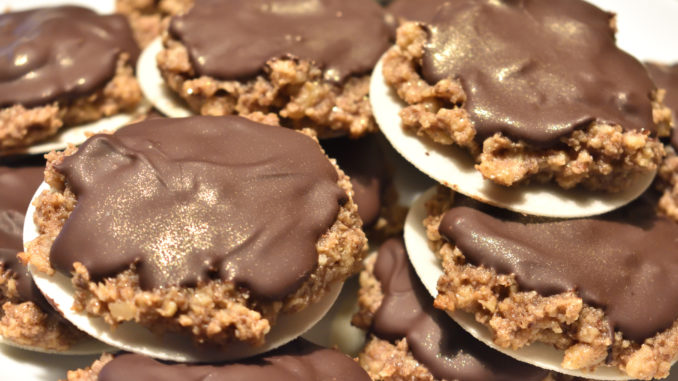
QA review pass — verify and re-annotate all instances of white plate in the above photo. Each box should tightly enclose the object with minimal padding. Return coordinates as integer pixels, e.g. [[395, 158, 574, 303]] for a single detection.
[[24, 181, 343, 363], [137, 38, 194, 118]]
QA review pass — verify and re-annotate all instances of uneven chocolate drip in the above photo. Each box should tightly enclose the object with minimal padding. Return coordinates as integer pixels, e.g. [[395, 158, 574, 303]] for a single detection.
[[645, 63, 678, 149], [372, 238, 548, 381], [98, 339, 371, 381], [439, 192, 678, 342], [321, 135, 387, 228], [0, 165, 50, 307], [388, 0, 449, 24], [0, 6, 139, 108], [51, 116, 347, 300], [421, 0, 655, 147], [169, 0, 391, 83]]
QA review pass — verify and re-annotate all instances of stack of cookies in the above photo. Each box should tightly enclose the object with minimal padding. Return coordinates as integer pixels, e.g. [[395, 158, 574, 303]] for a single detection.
[[1, 0, 677, 380]]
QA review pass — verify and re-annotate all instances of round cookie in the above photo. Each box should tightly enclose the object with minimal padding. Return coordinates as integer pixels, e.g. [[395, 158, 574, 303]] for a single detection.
[[0, 163, 84, 351], [379, 0, 671, 190], [22, 116, 367, 355], [353, 238, 563, 381], [0, 6, 142, 152], [156, 0, 391, 138], [423, 186, 678, 379]]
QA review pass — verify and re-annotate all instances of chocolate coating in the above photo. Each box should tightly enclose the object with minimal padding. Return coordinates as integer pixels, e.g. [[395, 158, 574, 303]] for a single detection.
[[421, 0, 656, 147], [321, 135, 388, 228], [372, 238, 547, 381], [0, 6, 139, 108], [98, 339, 370, 381], [0, 164, 49, 306], [645, 63, 678, 149], [439, 193, 678, 342], [51, 116, 347, 300], [169, 0, 391, 83], [388, 0, 449, 24]]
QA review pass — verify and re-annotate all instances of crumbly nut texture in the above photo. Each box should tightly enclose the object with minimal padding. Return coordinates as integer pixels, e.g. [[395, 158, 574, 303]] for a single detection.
[[157, 36, 377, 138], [64, 353, 114, 381], [658, 147, 678, 222], [426, 186, 678, 380], [383, 22, 671, 191], [0, 54, 142, 151], [0, 265, 84, 350], [21, 133, 367, 347], [115, 0, 194, 47]]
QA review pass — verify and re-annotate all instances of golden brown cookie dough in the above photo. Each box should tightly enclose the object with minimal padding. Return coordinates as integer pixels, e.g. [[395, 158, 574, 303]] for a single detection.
[[22, 116, 367, 347], [425, 186, 678, 379], [0, 7, 142, 152], [157, 0, 391, 138], [383, 0, 672, 190]]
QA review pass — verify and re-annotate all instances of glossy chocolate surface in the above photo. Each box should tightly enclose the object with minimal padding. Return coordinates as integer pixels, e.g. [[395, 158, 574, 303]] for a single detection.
[[439, 193, 678, 342], [421, 0, 656, 147], [51, 116, 346, 300], [388, 0, 449, 23], [98, 339, 371, 381], [0, 6, 139, 108], [169, 0, 391, 82], [372, 238, 548, 381]]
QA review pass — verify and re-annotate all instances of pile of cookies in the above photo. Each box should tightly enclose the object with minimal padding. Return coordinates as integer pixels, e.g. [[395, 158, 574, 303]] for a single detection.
[[1, 0, 677, 380]]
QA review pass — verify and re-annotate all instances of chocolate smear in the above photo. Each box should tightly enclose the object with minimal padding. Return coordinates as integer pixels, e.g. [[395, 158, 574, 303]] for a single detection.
[[51, 116, 347, 300], [421, 0, 656, 147]]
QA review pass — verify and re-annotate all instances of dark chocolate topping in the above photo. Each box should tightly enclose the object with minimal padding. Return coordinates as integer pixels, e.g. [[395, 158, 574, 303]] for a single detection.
[[169, 0, 391, 83], [98, 339, 371, 381], [388, 0, 449, 24], [439, 192, 678, 342], [51, 116, 347, 300], [421, 0, 656, 147], [0, 6, 139, 108], [645, 63, 678, 149], [321, 135, 388, 228], [372, 238, 547, 381], [0, 165, 50, 306]]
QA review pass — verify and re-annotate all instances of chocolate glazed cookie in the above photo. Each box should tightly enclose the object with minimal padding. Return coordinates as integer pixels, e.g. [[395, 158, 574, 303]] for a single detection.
[[0, 6, 142, 150], [427, 187, 678, 379], [158, 0, 391, 137], [382, 0, 670, 189], [24, 116, 366, 347], [355, 238, 551, 381]]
